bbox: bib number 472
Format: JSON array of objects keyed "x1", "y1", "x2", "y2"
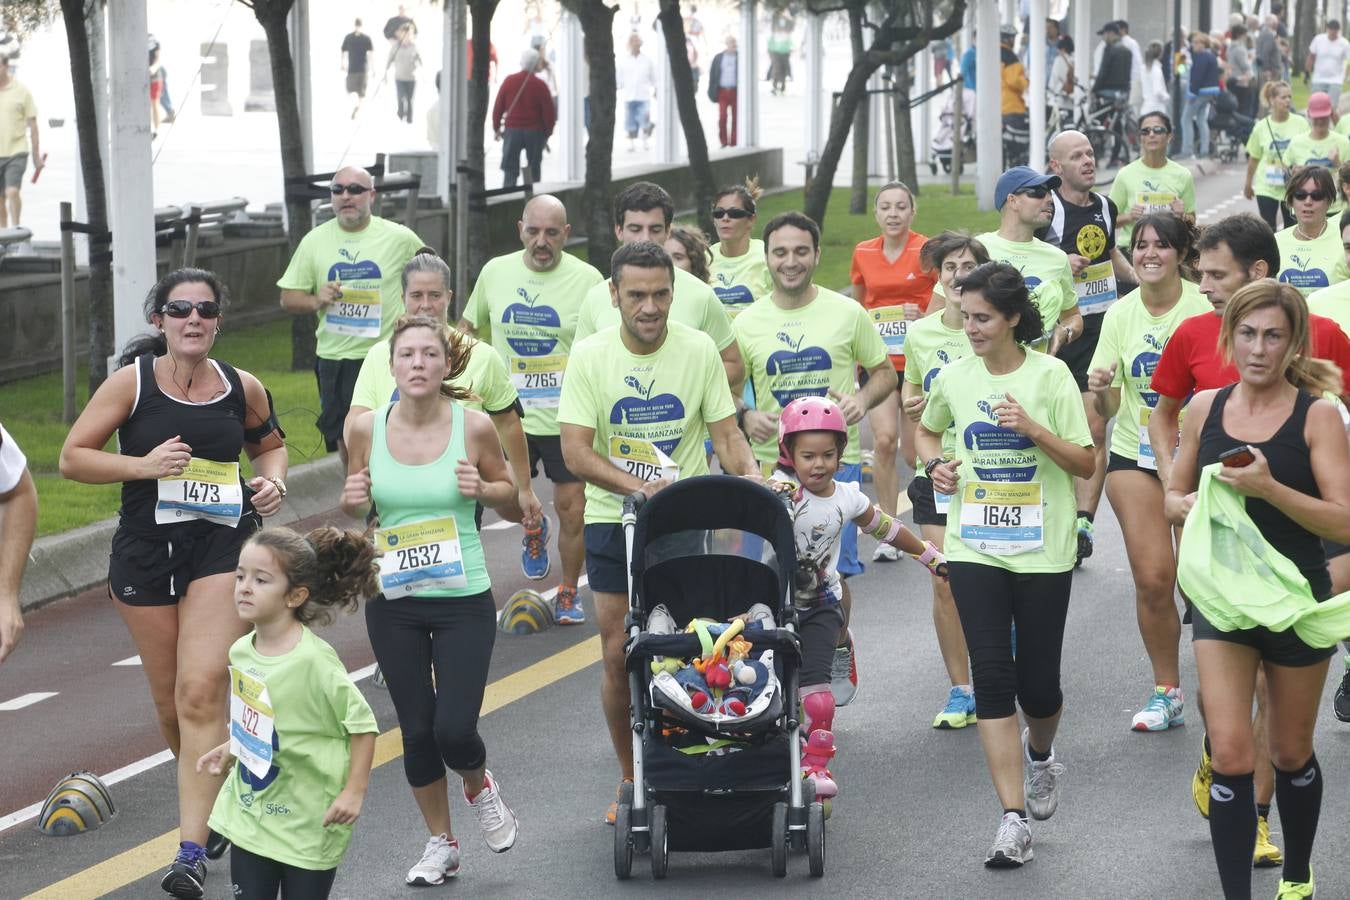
[{"x1": 982, "y1": 504, "x2": 1022, "y2": 527}]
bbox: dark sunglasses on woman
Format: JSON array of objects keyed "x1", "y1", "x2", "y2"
[
  {"x1": 162, "y1": 299, "x2": 222, "y2": 319},
  {"x1": 711, "y1": 207, "x2": 752, "y2": 219}
]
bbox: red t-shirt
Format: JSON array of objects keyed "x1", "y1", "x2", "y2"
[
  {"x1": 849, "y1": 232, "x2": 938, "y2": 371},
  {"x1": 1150, "y1": 310, "x2": 1350, "y2": 398}
]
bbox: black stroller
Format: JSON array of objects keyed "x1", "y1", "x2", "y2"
[
  {"x1": 1209, "y1": 91, "x2": 1254, "y2": 163},
  {"x1": 613, "y1": 476, "x2": 824, "y2": 880}
]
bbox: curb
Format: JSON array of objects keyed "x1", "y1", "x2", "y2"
[{"x1": 20, "y1": 455, "x2": 346, "y2": 613}]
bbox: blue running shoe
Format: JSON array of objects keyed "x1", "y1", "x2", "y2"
[
  {"x1": 933, "y1": 685, "x2": 976, "y2": 729},
  {"x1": 160, "y1": 841, "x2": 207, "y2": 899},
  {"x1": 553, "y1": 584, "x2": 586, "y2": 625},
  {"x1": 521, "y1": 515, "x2": 552, "y2": 581}
]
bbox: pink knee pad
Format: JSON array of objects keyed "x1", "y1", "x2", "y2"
[{"x1": 802, "y1": 686, "x2": 835, "y2": 736}]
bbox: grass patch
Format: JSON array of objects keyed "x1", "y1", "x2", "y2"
[{"x1": 1, "y1": 322, "x2": 332, "y2": 537}]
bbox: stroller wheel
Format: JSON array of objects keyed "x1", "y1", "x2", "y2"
[
  {"x1": 807, "y1": 801, "x2": 826, "y2": 877},
  {"x1": 613, "y1": 803, "x2": 633, "y2": 879},
  {"x1": 770, "y1": 801, "x2": 789, "y2": 877},
  {"x1": 650, "y1": 804, "x2": 669, "y2": 880}
]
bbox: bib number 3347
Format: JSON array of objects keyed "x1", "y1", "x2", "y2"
[{"x1": 958, "y1": 481, "x2": 1043, "y2": 555}]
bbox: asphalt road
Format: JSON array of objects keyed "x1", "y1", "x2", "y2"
[{"x1": 7, "y1": 160, "x2": 1346, "y2": 899}]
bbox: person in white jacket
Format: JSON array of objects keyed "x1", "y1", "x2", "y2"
[{"x1": 1140, "y1": 40, "x2": 1171, "y2": 119}]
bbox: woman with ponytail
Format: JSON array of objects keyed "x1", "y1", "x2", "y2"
[
  {"x1": 342, "y1": 315, "x2": 520, "y2": 886},
  {"x1": 198, "y1": 526, "x2": 380, "y2": 899}
]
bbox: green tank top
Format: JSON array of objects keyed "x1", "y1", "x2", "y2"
[{"x1": 370, "y1": 401, "x2": 490, "y2": 597}]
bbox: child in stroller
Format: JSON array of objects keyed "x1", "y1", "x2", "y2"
[
  {"x1": 769, "y1": 396, "x2": 947, "y2": 800},
  {"x1": 1208, "y1": 90, "x2": 1254, "y2": 162},
  {"x1": 930, "y1": 84, "x2": 976, "y2": 174}
]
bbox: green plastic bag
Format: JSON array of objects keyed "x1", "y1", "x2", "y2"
[{"x1": 1176, "y1": 463, "x2": 1350, "y2": 648}]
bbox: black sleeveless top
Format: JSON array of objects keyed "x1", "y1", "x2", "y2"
[
  {"x1": 1198, "y1": 384, "x2": 1329, "y2": 598},
  {"x1": 117, "y1": 354, "x2": 254, "y2": 532}
]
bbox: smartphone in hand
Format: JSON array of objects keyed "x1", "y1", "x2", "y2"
[{"x1": 1219, "y1": 444, "x2": 1255, "y2": 468}]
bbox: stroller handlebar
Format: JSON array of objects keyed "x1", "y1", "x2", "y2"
[{"x1": 622, "y1": 489, "x2": 648, "y2": 522}]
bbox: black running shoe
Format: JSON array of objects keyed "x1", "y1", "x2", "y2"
[
  {"x1": 1075, "y1": 516, "x2": 1094, "y2": 567},
  {"x1": 160, "y1": 841, "x2": 207, "y2": 899},
  {"x1": 204, "y1": 828, "x2": 230, "y2": 861},
  {"x1": 1334, "y1": 661, "x2": 1350, "y2": 724}
]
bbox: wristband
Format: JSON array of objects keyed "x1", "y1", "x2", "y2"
[
  {"x1": 924, "y1": 457, "x2": 945, "y2": 479},
  {"x1": 911, "y1": 541, "x2": 947, "y2": 575}
]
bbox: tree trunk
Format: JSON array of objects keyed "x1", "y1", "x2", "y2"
[
  {"x1": 60, "y1": 0, "x2": 113, "y2": 392},
  {"x1": 657, "y1": 0, "x2": 716, "y2": 238},
  {"x1": 561, "y1": 0, "x2": 619, "y2": 276},
  {"x1": 1294, "y1": 0, "x2": 1317, "y2": 77},
  {"x1": 252, "y1": 0, "x2": 316, "y2": 372},
  {"x1": 467, "y1": 1, "x2": 499, "y2": 285},
  {"x1": 806, "y1": 61, "x2": 880, "y2": 226},
  {"x1": 893, "y1": 62, "x2": 918, "y2": 191},
  {"x1": 848, "y1": 5, "x2": 869, "y2": 214}
]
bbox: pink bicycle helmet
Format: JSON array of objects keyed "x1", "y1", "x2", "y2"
[{"x1": 777, "y1": 395, "x2": 848, "y2": 467}]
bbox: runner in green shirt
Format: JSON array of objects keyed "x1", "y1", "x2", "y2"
[
  {"x1": 1109, "y1": 111, "x2": 1197, "y2": 253},
  {"x1": 1244, "y1": 80, "x2": 1310, "y2": 230},
  {"x1": 1307, "y1": 209, "x2": 1350, "y2": 330},
  {"x1": 916, "y1": 260, "x2": 1093, "y2": 869},
  {"x1": 556, "y1": 240, "x2": 757, "y2": 823},
  {"x1": 977, "y1": 167, "x2": 1082, "y2": 354},
  {"x1": 707, "y1": 180, "x2": 774, "y2": 318},
  {"x1": 278, "y1": 166, "x2": 425, "y2": 459},
  {"x1": 1275, "y1": 166, "x2": 1350, "y2": 294},
  {"x1": 1085, "y1": 213, "x2": 1208, "y2": 734},
  {"x1": 457, "y1": 195, "x2": 604, "y2": 622},
  {"x1": 199, "y1": 526, "x2": 380, "y2": 896}
]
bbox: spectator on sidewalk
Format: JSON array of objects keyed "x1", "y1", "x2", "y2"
[
  {"x1": 1307, "y1": 19, "x2": 1350, "y2": 109},
  {"x1": 1181, "y1": 32, "x2": 1221, "y2": 159},
  {"x1": 341, "y1": 19, "x2": 374, "y2": 119},
  {"x1": 0, "y1": 422, "x2": 35, "y2": 665},
  {"x1": 387, "y1": 28, "x2": 421, "y2": 124},
  {"x1": 383, "y1": 5, "x2": 415, "y2": 45},
  {"x1": 1049, "y1": 36, "x2": 1077, "y2": 124},
  {"x1": 1116, "y1": 20, "x2": 1144, "y2": 110},
  {"x1": 1000, "y1": 25, "x2": 1028, "y2": 121},
  {"x1": 1256, "y1": 14, "x2": 1282, "y2": 109},
  {"x1": 707, "y1": 35, "x2": 738, "y2": 148},
  {"x1": 0, "y1": 54, "x2": 40, "y2": 228},
  {"x1": 1092, "y1": 21, "x2": 1133, "y2": 112},
  {"x1": 1140, "y1": 40, "x2": 1172, "y2": 119},
  {"x1": 961, "y1": 34, "x2": 977, "y2": 90},
  {"x1": 493, "y1": 49, "x2": 556, "y2": 189},
  {"x1": 618, "y1": 32, "x2": 657, "y2": 152},
  {"x1": 1227, "y1": 24, "x2": 1255, "y2": 119}
]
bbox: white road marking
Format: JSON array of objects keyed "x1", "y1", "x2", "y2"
[
  {"x1": 0, "y1": 692, "x2": 58, "y2": 711},
  {"x1": 112, "y1": 655, "x2": 142, "y2": 666},
  {"x1": 482, "y1": 519, "x2": 518, "y2": 531}
]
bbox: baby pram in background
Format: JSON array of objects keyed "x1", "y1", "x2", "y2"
[
  {"x1": 614, "y1": 476, "x2": 826, "y2": 880},
  {"x1": 930, "y1": 86, "x2": 976, "y2": 174},
  {"x1": 1209, "y1": 91, "x2": 1254, "y2": 163}
]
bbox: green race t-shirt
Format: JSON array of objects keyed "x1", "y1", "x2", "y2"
[
  {"x1": 709, "y1": 239, "x2": 773, "y2": 318},
  {"x1": 349, "y1": 336, "x2": 518, "y2": 416},
  {"x1": 920, "y1": 350, "x2": 1092, "y2": 572},
  {"x1": 974, "y1": 232, "x2": 1077, "y2": 349},
  {"x1": 1286, "y1": 130, "x2": 1350, "y2": 169},
  {"x1": 557, "y1": 322, "x2": 736, "y2": 524},
  {"x1": 1246, "y1": 114, "x2": 1312, "y2": 201},
  {"x1": 1275, "y1": 222, "x2": 1350, "y2": 295},
  {"x1": 276, "y1": 216, "x2": 425, "y2": 361},
  {"x1": 1308, "y1": 279, "x2": 1350, "y2": 333},
  {"x1": 903, "y1": 311, "x2": 972, "y2": 461},
  {"x1": 574, "y1": 266, "x2": 736, "y2": 351},
  {"x1": 733, "y1": 286, "x2": 887, "y2": 465},
  {"x1": 209, "y1": 628, "x2": 379, "y2": 871},
  {"x1": 1088, "y1": 281, "x2": 1209, "y2": 462},
  {"x1": 1107, "y1": 158, "x2": 1198, "y2": 250},
  {"x1": 462, "y1": 251, "x2": 604, "y2": 435}
]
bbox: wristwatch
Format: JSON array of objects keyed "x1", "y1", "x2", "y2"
[
  {"x1": 267, "y1": 476, "x2": 288, "y2": 498},
  {"x1": 924, "y1": 457, "x2": 945, "y2": 478}
]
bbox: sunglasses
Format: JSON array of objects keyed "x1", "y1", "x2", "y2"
[
  {"x1": 1139, "y1": 126, "x2": 1171, "y2": 136},
  {"x1": 330, "y1": 183, "x2": 371, "y2": 196},
  {"x1": 711, "y1": 207, "x2": 752, "y2": 219},
  {"x1": 1293, "y1": 190, "x2": 1329, "y2": 202},
  {"x1": 162, "y1": 299, "x2": 221, "y2": 319},
  {"x1": 1015, "y1": 186, "x2": 1051, "y2": 199}
]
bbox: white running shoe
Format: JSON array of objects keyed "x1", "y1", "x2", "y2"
[
  {"x1": 872, "y1": 542, "x2": 901, "y2": 562},
  {"x1": 984, "y1": 812, "x2": 1033, "y2": 867},
  {"x1": 1131, "y1": 685, "x2": 1185, "y2": 732},
  {"x1": 1022, "y1": 728, "x2": 1065, "y2": 821},
  {"x1": 467, "y1": 770, "x2": 518, "y2": 853},
  {"x1": 743, "y1": 603, "x2": 775, "y2": 629},
  {"x1": 647, "y1": 603, "x2": 676, "y2": 634},
  {"x1": 406, "y1": 834, "x2": 461, "y2": 885}
]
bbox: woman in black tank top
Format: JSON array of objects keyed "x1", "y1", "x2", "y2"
[
  {"x1": 1164, "y1": 280, "x2": 1350, "y2": 900},
  {"x1": 60, "y1": 268, "x2": 289, "y2": 898}
]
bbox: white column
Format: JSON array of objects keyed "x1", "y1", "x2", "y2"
[
  {"x1": 1181, "y1": 0, "x2": 1195, "y2": 31},
  {"x1": 868, "y1": 69, "x2": 884, "y2": 177},
  {"x1": 804, "y1": 11, "x2": 824, "y2": 162},
  {"x1": 1114, "y1": 0, "x2": 1128, "y2": 22},
  {"x1": 914, "y1": 41, "x2": 932, "y2": 169},
  {"x1": 658, "y1": 31, "x2": 679, "y2": 163},
  {"x1": 738, "y1": 0, "x2": 760, "y2": 147},
  {"x1": 287, "y1": 0, "x2": 313, "y2": 174},
  {"x1": 1029, "y1": 0, "x2": 1047, "y2": 169},
  {"x1": 1074, "y1": 0, "x2": 1091, "y2": 100},
  {"x1": 977, "y1": 0, "x2": 1002, "y2": 209},
  {"x1": 438, "y1": 1, "x2": 460, "y2": 202},
  {"x1": 1212, "y1": 0, "x2": 1230, "y2": 29},
  {"x1": 560, "y1": 11, "x2": 585, "y2": 182}
]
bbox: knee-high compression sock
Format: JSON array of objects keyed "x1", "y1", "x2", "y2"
[
  {"x1": 1208, "y1": 769, "x2": 1257, "y2": 900},
  {"x1": 1274, "y1": 754, "x2": 1322, "y2": 884}
]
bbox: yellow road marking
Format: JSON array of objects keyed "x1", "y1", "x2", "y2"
[{"x1": 25, "y1": 636, "x2": 604, "y2": 899}]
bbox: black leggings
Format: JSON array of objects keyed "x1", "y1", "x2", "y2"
[
  {"x1": 948, "y1": 563, "x2": 1073, "y2": 720},
  {"x1": 1256, "y1": 195, "x2": 1294, "y2": 232},
  {"x1": 230, "y1": 844, "x2": 337, "y2": 899},
  {"x1": 797, "y1": 603, "x2": 845, "y2": 687},
  {"x1": 365, "y1": 590, "x2": 497, "y2": 786}
]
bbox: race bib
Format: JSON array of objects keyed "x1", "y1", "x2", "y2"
[
  {"x1": 958, "y1": 481, "x2": 1043, "y2": 555},
  {"x1": 933, "y1": 481, "x2": 952, "y2": 515},
  {"x1": 229, "y1": 668, "x2": 276, "y2": 780},
  {"x1": 870, "y1": 306, "x2": 909, "y2": 356},
  {"x1": 1135, "y1": 191, "x2": 1178, "y2": 214},
  {"x1": 1265, "y1": 164, "x2": 1288, "y2": 187},
  {"x1": 509, "y1": 355, "x2": 566, "y2": 409},
  {"x1": 1138, "y1": 405, "x2": 1185, "y2": 471},
  {"x1": 375, "y1": 517, "x2": 467, "y2": 598},
  {"x1": 324, "y1": 286, "x2": 381, "y2": 338},
  {"x1": 1074, "y1": 259, "x2": 1118, "y2": 315},
  {"x1": 156, "y1": 458, "x2": 242, "y2": 527},
  {"x1": 609, "y1": 436, "x2": 679, "y2": 485}
]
